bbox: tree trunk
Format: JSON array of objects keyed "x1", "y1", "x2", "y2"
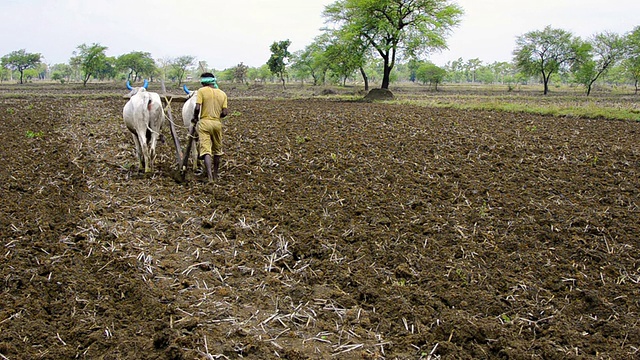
[
  {"x1": 360, "y1": 67, "x2": 369, "y2": 92},
  {"x1": 542, "y1": 73, "x2": 550, "y2": 95},
  {"x1": 381, "y1": 62, "x2": 391, "y2": 89}
]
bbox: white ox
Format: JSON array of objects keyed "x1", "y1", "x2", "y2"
[
  {"x1": 181, "y1": 85, "x2": 199, "y2": 170},
  {"x1": 123, "y1": 80, "x2": 165, "y2": 173}
]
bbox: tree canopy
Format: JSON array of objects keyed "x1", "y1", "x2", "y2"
[
  {"x1": 70, "y1": 43, "x2": 110, "y2": 86},
  {"x1": 574, "y1": 31, "x2": 626, "y2": 96},
  {"x1": 116, "y1": 51, "x2": 156, "y2": 83},
  {"x1": 1, "y1": 49, "x2": 42, "y2": 84},
  {"x1": 624, "y1": 26, "x2": 640, "y2": 93},
  {"x1": 267, "y1": 39, "x2": 291, "y2": 89},
  {"x1": 513, "y1": 26, "x2": 588, "y2": 95},
  {"x1": 323, "y1": 0, "x2": 463, "y2": 89},
  {"x1": 170, "y1": 55, "x2": 195, "y2": 86}
]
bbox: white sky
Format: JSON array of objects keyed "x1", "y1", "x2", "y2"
[{"x1": 1, "y1": 0, "x2": 638, "y2": 69}]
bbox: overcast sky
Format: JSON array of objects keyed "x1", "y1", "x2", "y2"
[{"x1": 1, "y1": 0, "x2": 638, "y2": 70}]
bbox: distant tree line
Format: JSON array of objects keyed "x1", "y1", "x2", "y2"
[{"x1": 2, "y1": 0, "x2": 639, "y2": 96}]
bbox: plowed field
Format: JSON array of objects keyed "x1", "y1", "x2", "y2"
[{"x1": 1, "y1": 84, "x2": 639, "y2": 359}]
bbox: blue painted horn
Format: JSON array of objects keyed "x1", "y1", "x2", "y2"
[
  {"x1": 183, "y1": 85, "x2": 190, "y2": 94},
  {"x1": 143, "y1": 79, "x2": 149, "y2": 89},
  {"x1": 126, "y1": 80, "x2": 133, "y2": 90}
]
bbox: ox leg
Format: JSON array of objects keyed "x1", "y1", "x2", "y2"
[
  {"x1": 191, "y1": 141, "x2": 199, "y2": 171},
  {"x1": 136, "y1": 131, "x2": 152, "y2": 173},
  {"x1": 148, "y1": 132, "x2": 159, "y2": 172},
  {"x1": 130, "y1": 132, "x2": 145, "y2": 171}
]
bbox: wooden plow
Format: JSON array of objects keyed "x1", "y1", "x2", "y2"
[{"x1": 159, "y1": 81, "x2": 195, "y2": 182}]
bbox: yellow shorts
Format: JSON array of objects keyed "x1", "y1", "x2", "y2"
[{"x1": 196, "y1": 119, "x2": 223, "y2": 157}]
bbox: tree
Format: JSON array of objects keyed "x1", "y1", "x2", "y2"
[
  {"x1": 267, "y1": 39, "x2": 291, "y2": 90},
  {"x1": 234, "y1": 62, "x2": 249, "y2": 84},
  {"x1": 625, "y1": 26, "x2": 640, "y2": 94},
  {"x1": 70, "y1": 43, "x2": 109, "y2": 86},
  {"x1": 323, "y1": 0, "x2": 463, "y2": 90},
  {"x1": 171, "y1": 55, "x2": 195, "y2": 86},
  {"x1": 415, "y1": 62, "x2": 446, "y2": 90},
  {"x1": 292, "y1": 34, "x2": 332, "y2": 85},
  {"x1": 573, "y1": 31, "x2": 626, "y2": 96},
  {"x1": 116, "y1": 51, "x2": 156, "y2": 82},
  {"x1": 465, "y1": 58, "x2": 482, "y2": 83},
  {"x1": 1, "y1": 49, "x2": 42, "y2": 84},
  {"x1": 0, "y1": 66, "x2": 9, "y2": 82},
  {"x1": 513, "y1": 26, "x2": 586, "y2": 95},
  {"x1": 323, "y1": 32, "x2": 366, "y2": 86}
]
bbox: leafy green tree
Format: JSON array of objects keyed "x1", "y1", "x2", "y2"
[
  {"x1": 488, "y1": 61, "x2": 515, "y2": 84},
  {"x1": 0, "y1": 66, "x2": 9, "y2": 82},
  {"x1": 23, "y1": 68, "x2": 39, "y2": 81},
  {"x1": 415, "y1": 62, "x2": 446, "y2": 90},
  {"x1": 324, "y1": 33, "x2": 366, "y2": 86},
  {"x1": 116, "y1": 51, "x2": 156, "y2": 82},
  {"x1": 513, "y1": 26, "x2": 587, "y2": 95},
  {"x1": 573, "y1": 31, "x2": 626, "y2": 96},
  {"x1": 234, "y1": 62, "x2": 249, "y2": 84},
  {"x1": 291, "y1": 34, "x2": 332, "y2": 85},
  {"x1": 70, "y1": 43, "x2": 109, "y2": 86},
  {"x1": 248, "y1": 64, "x2": 272, "y2": 83},
  {"x1": 216, "y1": 68, "x2": 234, "y2": 82},
  {"x1": 1, "y1": 49, "x2": 42, "y2": 84},
  {"x1": 443, "y1": 57, "x2": 465, "y2": 83},
  {"x1": 625, "y1": 26, "x2": 640, "y2": 94},
  {"x1": 323, "y1": 0, "x2": 463, "y2": 90},
  {"x1": 465, "y1": 58, "x2": 482, "y2": 83},
  {"x1": 95, "y1": 56, "x2": 117, "y2": 81},
  {"x1": 171, "y1": 55, "x2": 195, "y2": 86},
  {"x1": 267, "y1": 39, "x2": 291, "y2": 89}
]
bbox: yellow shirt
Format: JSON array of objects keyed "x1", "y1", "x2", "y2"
[{"x1": 196, "y1": 86, "x2": 228, "y2": 121}]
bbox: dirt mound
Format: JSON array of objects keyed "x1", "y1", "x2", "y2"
[{"x1": 364, "y1": 88, "x2": 395, "y2": 101}]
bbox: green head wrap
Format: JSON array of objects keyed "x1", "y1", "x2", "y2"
[{"x1": 200, "y1": 77, "x2": 219, "y2": 88}]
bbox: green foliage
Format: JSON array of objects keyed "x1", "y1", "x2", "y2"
[
  {"x1": 624, "y1": 26, "x2": 640, "y2": 93},
  {"x1": 323, "y1": 0, "x2": 463, "y2": 89},
  {"x1": 70, "y1": 43, "x2": 111, "y2": 86},
  {"x1": 415, "y1": 62, "x2": 446, "y2": 89},
  {"x1": 513, "y1": 26, "x2": 587, "y2": 94},
  {"x1": 233, "y1": 62, "x2": 249, "y2": 84},
  {"x1": 267, "y1": 39, "x2": 291, "y2": 89},
  {"x1": 573, "y1": 31, "x2": 626, "y2": 96},
  {"x1": 1, "y1": 49, "x2": 42, "y2": 84},
  {"x1": 116, "y1": 51, "x2": 156, "y2": 82},
  {"x1": 26, "y1": 130, "x2": 44, "y2": 138},
  {"x1": 170, "y1": 55, "x2": 195, "y2": 86}
]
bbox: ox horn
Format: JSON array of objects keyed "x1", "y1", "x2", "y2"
[
  {"x1": 183, "y1": 85, "x2": 191, "y2": 95},
  {"x1": 143, "y1": 79, "x2": 149, "y2": 89},
  {"x1": 126, "y1": 80, "x2": 133, "y2": 90}
]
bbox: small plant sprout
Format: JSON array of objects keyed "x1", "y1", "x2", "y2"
[{"x1": 26, "y1": 130, "x2": 44, "y2": 138}]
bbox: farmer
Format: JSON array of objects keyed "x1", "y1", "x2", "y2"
[{"x1": 191, "y1": 72, "x2": 229, "y2": 182}]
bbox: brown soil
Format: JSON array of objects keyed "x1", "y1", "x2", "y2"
[{"x1": 1, "y1": 84, "x2": 639, "y2": 359}]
